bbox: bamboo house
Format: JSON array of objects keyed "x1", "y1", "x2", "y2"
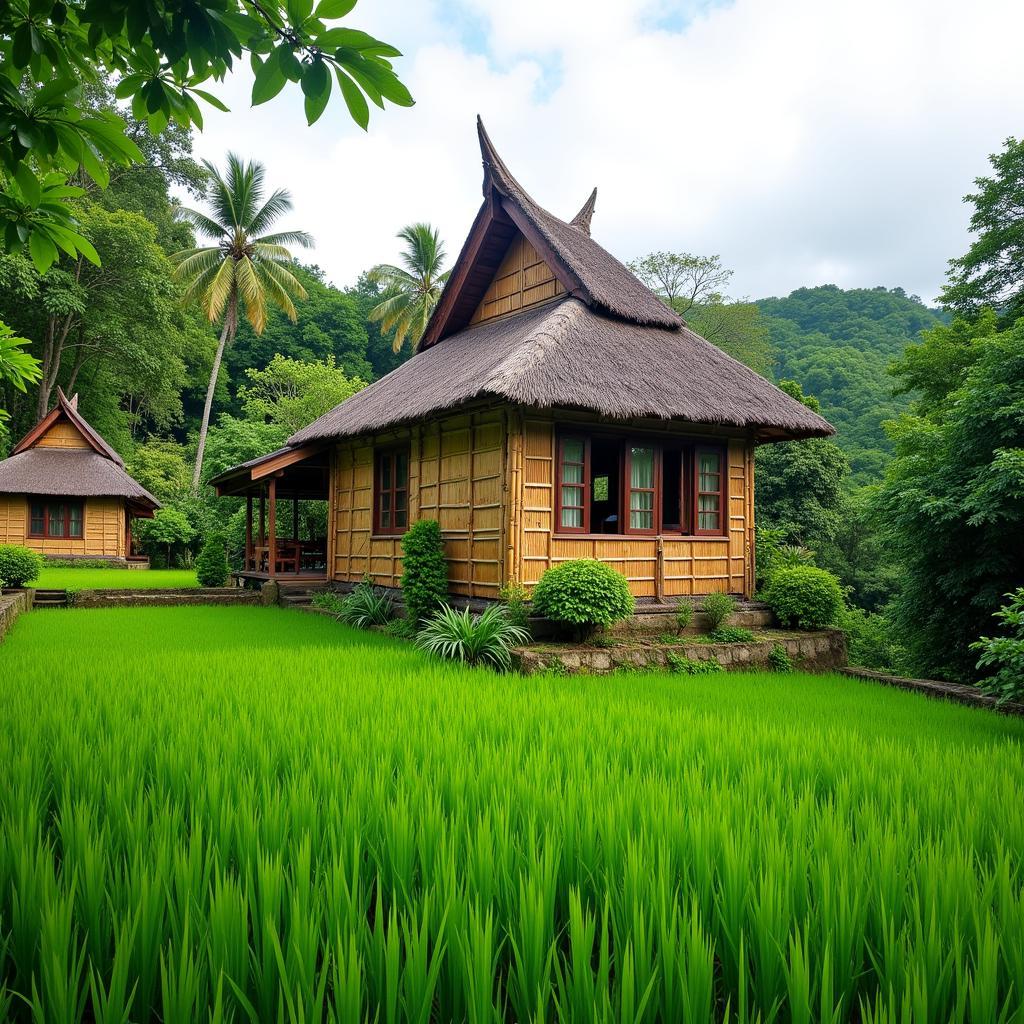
[
  {"x1": 213, "y1": 119, "x2": 833, "y2": 600},
  {"x1": 0, "y1": 389, "x2": 159, "y2": 560}
]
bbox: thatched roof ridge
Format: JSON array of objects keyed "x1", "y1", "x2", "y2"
[
  {"x1": 12, "y1": 387, "x2": 125, "y2": 466},
  {"x1": 0, "y1": 449, "x2": 160, "y2": 507},
  {"x1": 290, "y1": 298, "x2": 833, "y2": 446},
  {"x1": 474, "y1": 118, "x2": 681, "y2": 331},
  {"x1": 570, "y1": 188, "x2": 598, "y2": 235}
]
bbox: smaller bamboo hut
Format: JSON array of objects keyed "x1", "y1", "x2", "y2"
[{"x1": 0, "y1": 389, "x2": 158, "y2": 561}]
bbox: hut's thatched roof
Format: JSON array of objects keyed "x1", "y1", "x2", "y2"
[
  {"x1": 284, "y1": 118, "x2": 836, "y2": 449},
  {"x1": 0, "y1": 389, "x2": 159, "y2": 509},
  {"x1": 290, "y1": 297, "x2": 832, "y2": 444}
]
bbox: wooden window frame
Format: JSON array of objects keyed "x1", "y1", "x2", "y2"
[
  {"x1": 28, "y1": 499, "x2": 84, "y2": 540},
  {"x1": 552, "y1": 432, "x2": 730, "y2": 540},
  {"x1": 373, "y1": 446, "x2": 410, "y2": 536},
  {"x1": 624, "y1": 443, "x2": 658, "y2": 536},
  {"x1": 556, "y1": 435, "x2": 590, "y2": 534},
  {"x1": 693, "y1": 445, "x2": 727, "y2": 537}
]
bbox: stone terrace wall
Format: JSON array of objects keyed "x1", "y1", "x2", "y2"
[
  {"x1": 515, "y1": 630, "x2": 846, "y2": 676},
  {"x1": 0, "y1": 591, "x2": 27, "y2": 642},
  {"x1": 71, "y1": 588, "x2": 260, "y2": 609}
]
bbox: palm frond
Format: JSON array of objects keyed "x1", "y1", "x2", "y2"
[
  {"x1": 248, "y1": 188, "x2": 296, "y2": 236},
  {"x1": 254, "y1": 229, "x2": 314, "y2": 249},
  {"x1": 174, "y1": 207, "x2": 230, "y2": 240},
  {"x1": 251, "y1": 243, "x2": 296, "y2": 263},
  {"x1": 179, "y1": 262, "x2": 223, "y2": 307},
  {"x1": 171, "y1": 247, "x2": 223, "y2": 279},
  {"x1": 225, "y1": 152, "x2": 264, "y2": 227},
  {"x1": 259, "y1": 259, "x2": 308, "y2": 313},
  {"x1": 257, "y1": 265, "x2": 300, "y2": 324},
  {"x1": 234, "y1": 256, "x2": 267, "y2": 333},
  {"x1": 205, "y1": 258, "x2": 237, "y2": 324},
  {"x1": 367, "y1": 264, "x2": 418, "y2": 290}
]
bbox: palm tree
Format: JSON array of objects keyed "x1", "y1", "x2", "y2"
[
  {"x1": 171, "y1": 153, "x2": 312, "y2": 490},
  {"x1": 368, "y1": 223, "x2": 450, "y2": 353}
]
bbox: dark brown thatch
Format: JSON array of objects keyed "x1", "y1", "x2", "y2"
[
  {"x1": 0, "y1": 448, "x2": 160, "y2": 507},
  {"x1": 290, "y1": 297, "x2": 833, "y2": 446},
  {"x1": 569, "y1": 188, "x2": 598, "y2": 236},
  {"x1": 475, "y1": 118, "x2": 681, "y2": 331}
]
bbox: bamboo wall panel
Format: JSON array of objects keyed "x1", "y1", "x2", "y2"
[
  {"x1": 469, "y1": 233, "x2": 565, "y2": 326},
  {"x1": 34, "y1": 421, "x2": 90, "y2": 449},
  {"x1": 0, "y1": 496, "x2": 126, "y2": 557},
  {"x1": 515, "y1": 418, "x2": 753, "y2": 598},
  {"x1": 330, "y1": 409, "x2": 505, "y2": 596}
]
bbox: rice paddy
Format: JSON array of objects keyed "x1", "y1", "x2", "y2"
[
  {"x1": 32, "y1": 567, "x2": 200, "y2": 591},
  {"x1": 1, "y1": 605, "x2": 1022, "y2": 1023}
]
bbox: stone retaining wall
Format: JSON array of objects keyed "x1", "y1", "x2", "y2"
[
  {"x1": 840, "y1": 667, "x2": 1024, "y2": 716},
  {"x1": 514, "y1": 630, "x2": 846, "y2": 676},
  {"x1": 0, "y1": 591, "x2": 27, "y2": 642},
  {"x1": 71, "y1": 588, "x2": 260, "y2": 609}
]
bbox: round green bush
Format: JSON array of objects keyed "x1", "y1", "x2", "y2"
[
  {"x1": 0, "y1": 545, "x2": 44, "y2": 588},
  {"x1": 195, "y1": 534, "x2": 230, "y2": 587},
  {"x1": 531, "y1": 560, "x2": 634, "y2": 634},
  {"x1": 764, "y1": 565, "x2": 844, "y2": 629}
]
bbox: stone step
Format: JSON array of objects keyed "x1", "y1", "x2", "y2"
[{"x1": 32, "y1": 589, "x2": 68, "y2": 608}]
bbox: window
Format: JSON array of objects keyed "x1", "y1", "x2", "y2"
[
  {"x1": 555, "y1": 434, "x2": 727, "y2": 537},
  {"x1": 374, "y1": 448, "x2": 409, "y2": 535},
  {"x1": 29, "y1": 500, "x2": 84, "y2": 539}
]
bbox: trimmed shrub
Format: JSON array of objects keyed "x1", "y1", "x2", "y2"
[
  {"x1": 707, "y1": 625, "x2": 755, "y2": 644},
  {"x1": 0, "y1": 545, "x2": 44, "y2": 588},
  {"x1": 768, "y1": 644, "x2": 793, "y2": 672},
  {"x1": 195, "y1": 534, "x2": 230, "y2": 587},
  {"x1": 416, "y1": 604, "x2": 529, "y2": 670},
  {"x1": 531, "y1": 560, "x2": 634, "y2": 637},
  {"x1": 666, "y1": 652, "x2": 724, "y2": 675},
  {"x1": 971, "y1": 588, "x2": 1024, "y2": 705},
  {"x1": 701, "y1": 593, "x2": 736, "y2": 632},
  {"x1": 401, "y1": 520, "x2": 448, "y2": 625},
  {"x1": 675, "y1": 602, "x2": 693, "y2": 632},
  {"x1": 764, "y1": 566, "x2": 844, "y2": 629}
]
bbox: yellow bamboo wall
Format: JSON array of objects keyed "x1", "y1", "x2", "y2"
[
  {"x1": 34, "y1": 421, "x2": 90, "y2": 449},
  {"x1": 329, "y1": 408, "x2": 506, "y2": 596},
  {"x1": 510, "y1": 415, "x2": 755, "y2": 599},
  {"x1": 0, "y1": 496, "x2": 127, "y2": 558},
  {"x1": 469, "y1": 234, "x2": 565, "y2": 325}
]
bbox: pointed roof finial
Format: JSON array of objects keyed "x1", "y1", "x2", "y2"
[
  {"x1": 477, "y1": 115, "x2": 529, "y2": 202},
  {"x1": 570, "y1": 188, "x2": 598, "y2": 235}
]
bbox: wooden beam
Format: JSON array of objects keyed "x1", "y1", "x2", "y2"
[
  {"x1": 259, "y1": 491, "x2": 266, "y2": 546},
  {"x1": 499, "y1": 198, "x2": 588, "y2": 303},
  {"x1": 250, "y1": 443, "x2": 325, "y2": 480},
  {"x1": 268, "y1": 477, "x2": 277, "y2": 579}
]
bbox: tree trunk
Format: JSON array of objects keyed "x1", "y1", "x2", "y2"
[{"x1": 192, "y1": 303, "x2": 235, "y2": 492}]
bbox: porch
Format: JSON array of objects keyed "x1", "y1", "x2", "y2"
[{"x1": 208, "y1": 444, "x2": 331, "y2": 582}]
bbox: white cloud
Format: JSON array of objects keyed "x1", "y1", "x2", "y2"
[{"x1": 186, "y1": 0, "x2": 1024, "y2": 303}]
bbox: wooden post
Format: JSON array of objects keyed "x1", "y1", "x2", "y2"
[
  {"x1": 245, "y1": 494, "x2": 253, "y2": 570},
  {"x1": 125, "y1": 513, "x2": 132, "y2": 559},
  {"x1": 268, "y1": 477, "x2": 277, "y2": 579},
  {"x1": 259, "y1": 491, "x2": 266, "y2": 546},
  {"x1": 292, "y1": 495, "x2": 299, "y2": 542}
]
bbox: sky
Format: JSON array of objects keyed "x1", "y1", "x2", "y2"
[{"x1": 186, "y1": 0, "x2": 1024, "y2": 305}]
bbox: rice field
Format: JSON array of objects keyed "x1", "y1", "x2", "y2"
[
  {"x1": 32, "y1": 567, "x2": 200, "y2": 591},
  {"x1": 1, "y1": 606, "x2": 1022, "y2": 1023}
]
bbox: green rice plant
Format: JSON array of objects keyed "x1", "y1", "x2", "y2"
[
  {"x1": 701, "y1": 592, "x2": 735, "y2": 632},
  {"x1": 0, "y1": 606, "x2": 1022, "y2": 1023},
  {"x1": 416, "y1": 604, "x2": 529, "y2": 670},
  {"x1": 32, "y1": 568, "x2": 200, "y2": 591}
]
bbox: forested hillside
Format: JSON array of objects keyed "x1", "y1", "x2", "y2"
[{"x1": 756, "y1": 286, "x2": 943, "y2": 482}]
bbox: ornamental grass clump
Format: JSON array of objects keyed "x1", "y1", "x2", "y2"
[
  {"x1": 764, "y1": 565, "x2": 844, "y2": 629},
  {"x1": 0, "y1": 544, "x2": 43, "y2": 588},
  {"x1": 531, "y1": 559, "x2": 634, "y2": 640},
  {"x1": 338, "y1": 579, "x2": 394, "y2": 628},
  {"x1": 401, "y1": 519, "x2": 448, "y2": 625},
  {"x1": 416, "y1": 603, "x2": 529, "y2": 669}
]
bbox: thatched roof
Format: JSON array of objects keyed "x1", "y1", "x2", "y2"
[
  {"x1": 0, "y1": 389, "x2": 159, "y2": 509},
  {"x1": 0, "y1": 449, "x2": 160, "y2": 506},
  {"x1": 290, "y1": 297, "x2": 833, "y2": 445}
]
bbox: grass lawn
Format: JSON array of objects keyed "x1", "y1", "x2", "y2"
[
  {"x1": 1, "y1": 606, "x2": 1022, "y2": 1022},
  {"x1": 32, "y1": 567, "x2": 200, "y2": 591}
]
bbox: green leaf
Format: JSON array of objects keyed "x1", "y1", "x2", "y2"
[
  {"x1": 190, "y1": 88, "x2": 229, "y2": 112},
  {"x1": 12, "y1": 24, "x2": 33, "y2": 68},
  {"x1": 287, "y1": 0, "x2": 315, "y2": 24},
  {"x1": 13, "y1": 163, "x2": 40, "y2": 207},
  {"x1": 315, "y1": 0, "x2": 357, "y2": 18},
  {"x1": 28, "y1": 229, "x2": 59, "y2": 273},
  {"x1": 114, "y1": 73, "x2": 146, "y2": 100},
  {"x1": 251, "y1": 49, "x2": 287, "y2": 105},
  {"x1": 335, "y1": 68, "x2": 368, "y2": 130},
  {"x1": 319, "y1": 27, "x2": 379, "y2": 50},
  {"x1": 302, "y1": 60, "x2": 331, "y2": 125}
]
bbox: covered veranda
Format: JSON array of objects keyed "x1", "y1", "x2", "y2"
[{"x1": 209, "y1": 444, "x2": 330, "y2": 582}]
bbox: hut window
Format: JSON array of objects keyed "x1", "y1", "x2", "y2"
[
  {"x1": 626, "y1": 446, "x2": 657, "y2": 534},
  {"x1": 29, "y1": 500, "x2": 84, "y2": 539},
  {"x1": 694, "y1": 448, "x2": 724, "y2": 534},
  {"x1": 557, "y1": 437, "x2": 589, "y2": 532},
  {"x1": 374, "y1": 448, "x2": 409, "y2": 535}
]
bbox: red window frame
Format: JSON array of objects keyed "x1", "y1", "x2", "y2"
[
  {"x1": 624, "y1": 444, "x2": 658, "y2": 535},
  {"x1": 28, "y1": 500, "x2": 84, "y2": 539},
  {"x1": 556, "y1": 436, "x2": 590, "y2": 533},
  {"x1": 374, "y1": 447, "x2": 410, "y2": 535},
  {"x1": 693, "y1": 446, "x2": 726, "y2": 536}
]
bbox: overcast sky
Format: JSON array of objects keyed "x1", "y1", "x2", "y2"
[{"x1": 186, "y1": 0, "x2": 1024, "y2": 305}]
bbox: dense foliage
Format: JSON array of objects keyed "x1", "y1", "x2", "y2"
[
  {"x1": 400, "y1": 519, "x2": 448, "y2": 625},
  {"x1": 971, "y1": 589, "x2": 1024, "y2": 705},
  {"x1": 0, "y1": 544, "x2": 43, "y2": 587},
  {"x1": 764, "y1": 566, "x2": 844, "y2": 630},
  {"x1": 531, "y1": 559, "x2": 635, "y2": 634},
  {"x1": 5, "y1": 606, "x2": 1023, "y2": 1022},
  {"x1": 416, "y1": 603, "x2": 529, "y2": 670},
  {"x1": 756, "y1": 286, "x2": 942, "y2": 482},
  {"x1": 876, "y1": 316, "x2": 1024, "y2": 682},
  {"x1": 194, "y1": 532, "x2": 229, "y2": 587},
  {"x1": 700, "y1": 592, "x2": 735, "y2": 632}
]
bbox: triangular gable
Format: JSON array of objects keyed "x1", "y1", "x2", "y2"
[
  {"x1": 469, "y1": 230, "x2": 566, "y2": 327},
  {"x1": 12, "y1": 388, "x2": 125, "y2": 466}
]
